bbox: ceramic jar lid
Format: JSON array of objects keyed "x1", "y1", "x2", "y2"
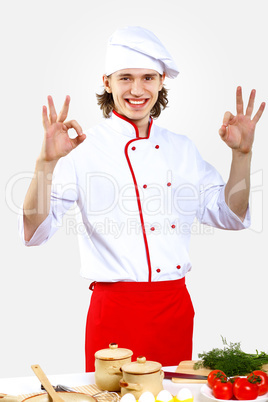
[
  {"x1": 121, "y1": 356, "x2": 162, "y2": 374},
  {"x1": 95, "y1": 343, "x2": 133, "y2": 361}
]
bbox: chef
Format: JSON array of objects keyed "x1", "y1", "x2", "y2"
[{"x1": 19, "y1": 26, "x2": 265, "y2": 371}]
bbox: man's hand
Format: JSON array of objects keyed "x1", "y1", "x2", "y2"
[
  {"x1": 219, "y1": 86, "x2": 265, "y2": 154},
  {"x1": 40, "y1": 95, "x2": 86, "y2": 162}
]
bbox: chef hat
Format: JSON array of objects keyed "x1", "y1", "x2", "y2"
[{"x1": 105, "y1": 26, "x2": 179, "y2": 79}]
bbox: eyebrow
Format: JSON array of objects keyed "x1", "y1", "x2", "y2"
[{"x1": 116, "y1": 73, "x2": 158, "y2": 78}]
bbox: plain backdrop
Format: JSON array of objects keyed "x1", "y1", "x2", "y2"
[{"x1": 1, "y1": 0, "x2": 267, "y2": 378}]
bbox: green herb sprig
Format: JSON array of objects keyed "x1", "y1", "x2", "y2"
[{"x1": 194, "y1": 337, "x2": 268, "y2": 377}]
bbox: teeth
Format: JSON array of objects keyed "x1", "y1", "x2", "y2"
[{"x1": 128, "y1": 100, "x2": 146, "y2": 105}]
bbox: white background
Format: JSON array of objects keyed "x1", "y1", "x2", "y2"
[{"x1": 1, "y1": 0, "x2": 267, "y2": 379}]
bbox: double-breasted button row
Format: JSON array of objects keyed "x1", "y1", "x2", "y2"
[
  {"x1": 149, "y1": 224, "x2": 176, "y2": 231},
  {"x1": 142, "y1": 181, "x2": 172, "y2": 189},
  {"x1": 131, "y1": 144, "x2": 160, "y2": 151},
  {"x1": 129, "y1": 141, "x2": 179, "y2": 276},
  {"x1": 155, "y1": 264, "x2": 181, "y2": 273}
]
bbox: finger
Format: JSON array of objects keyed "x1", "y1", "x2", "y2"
[
  {"x1": 236, "y1": 86, "x2": 244, "y2": 115},
  {"x1": 70, "y1": 133, "x2": 87, "y2": 149},
  {"x1": 252, "y1": 101, "x2": 266, "y2": 124},
  {"x1": 222, "y1": 111, "x2": 235, "y2": 127},
  {"x1": 219, "y1": 124, "x2": 227, "y2": 139},
  {"x1": 64, "y1": 119, "x2": 84, "y2": 135},
  {"x1": 245, "y1": 89, "x2": 256, "y2": 117},
  {"x1": 47, "y1": 95, "x2": 57, "y2": 124},
  {"x1": 42, "y1": 105, "x2": 50, "y2": 131},
  {"x1": 57, "y1": 95, "x2": 71, "y2": 123}
]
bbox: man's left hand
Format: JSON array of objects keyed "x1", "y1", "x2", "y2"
[{"x1": 219, "y1": 86, "x2": 265, "y2": 154}]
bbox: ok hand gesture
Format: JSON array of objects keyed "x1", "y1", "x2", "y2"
[
  {"x1": 40, "y1": 95, "x2": 86, "y2": 162},
  {"x1": 219, "y1": 87, "x2": 265, "y2": 154}
]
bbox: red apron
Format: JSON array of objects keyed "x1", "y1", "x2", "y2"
[{"x1": 85, "y1": 277, "x2": 194, "y2": 372}]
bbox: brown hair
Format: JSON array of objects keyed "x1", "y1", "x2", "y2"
[{"x1": 96, "y1": 85, "x2": 169, "y2": 119}]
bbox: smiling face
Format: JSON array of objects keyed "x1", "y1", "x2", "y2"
[{"x1": 103, "y1": 69, "x2": 165, "y2": 132}]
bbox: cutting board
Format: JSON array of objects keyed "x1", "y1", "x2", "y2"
[
  {"x1": 172, "y1": 360, "x2": 268, "y2": 384},
  {"x1": 172, "y1": 360, "x2": 209, "y2": 383}
]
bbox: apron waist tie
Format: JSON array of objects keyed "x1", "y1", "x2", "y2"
[{"x1": 89, "y1": 277, "x2": 185, "y2": 292}]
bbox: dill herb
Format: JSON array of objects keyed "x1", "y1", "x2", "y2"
[{"x1": 194, "y1": 337, "x2": 268, "y2": 376}]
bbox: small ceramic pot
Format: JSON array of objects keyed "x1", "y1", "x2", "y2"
[
  {"x1": 94, "y1": 343, "x2": 133, "y2": 391},
  {"x1": 120, "y1": 356, "x2": 164, "y2": 398}
]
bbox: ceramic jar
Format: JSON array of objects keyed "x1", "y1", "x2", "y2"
[
  {"x1": 94, "y1": 343, "x2": 133, "y2": 391},
  {"x1": 120, "y1": 356, "x2": 164, "y2": 398}
]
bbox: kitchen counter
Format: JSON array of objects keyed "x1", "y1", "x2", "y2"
[{"x1": 0, "y1": 367, "x2": 208, "y2": 402}]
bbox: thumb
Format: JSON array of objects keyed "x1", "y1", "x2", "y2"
[{"x1": 219, "y1": 124, "x2": 227, "y2": 139}]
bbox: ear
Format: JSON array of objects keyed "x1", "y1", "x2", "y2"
[
  {"x1": 159, "y1": 72, "x2": 166, "y2": 91},
  {"x1": 103, "y1": 75, "x2": 112, "y2": 93}
]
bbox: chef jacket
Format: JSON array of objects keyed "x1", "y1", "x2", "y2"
[{"x1": 19, "y1": 111, "x2": 250, "y2": 282}]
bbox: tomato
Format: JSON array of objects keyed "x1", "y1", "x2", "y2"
[
  {"x1": 233, "y1": 377, "x2": 259, "y2": 400},
  {"x1": 249, "y1": 370, "x2": 268, "y2": 396},
  {"x1": 213, "y1": 381, "x2": 233, "y2": 400},
  {"x1": 228, "y1": 376, "x2": 241, "y2": 392},
  {"x1": 207, "y1": 370, "x2": 227, "y2": 389}
]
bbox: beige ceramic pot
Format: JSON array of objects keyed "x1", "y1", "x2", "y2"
[
  {"x1": 94, "y1": 343, "x2": 133, "y2": 391},
  {"x1": 120, "y1": 356, "x2": 164, "y2": 399}
]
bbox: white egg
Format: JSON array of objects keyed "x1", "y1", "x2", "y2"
[
  {"x1": 121, "y1": 393, "x2": 137, "y2": 402},
  {"x1": 156, "y1": 390, "x2": 173, "y2": 402},
  {"x1": 139, "y1": 391, "x2": 156, "y2": 402},
  {"x1": 176, "y1": 388, "x2": 193, "y2": 401}
]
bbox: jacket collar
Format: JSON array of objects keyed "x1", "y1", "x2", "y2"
[{"x1": 106, "y1": 110, "x2": 154, "y2": 139}]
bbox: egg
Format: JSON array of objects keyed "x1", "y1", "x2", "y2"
[
  {"x1": 175, "y1": 388, "x2": 193, "y2": 402},
  {"x1": 138, "y1": 391, "x2": 156, "y2": 402},
  {"x1": 121, "y1": 393, "x2": 137, "y2": 402},
  {"x1": 156, "y1": 390, "x2": 174, "y2": 402}
]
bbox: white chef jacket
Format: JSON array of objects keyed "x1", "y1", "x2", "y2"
[{"x1": 19, "y1": 111, "x2": 250, "y2": 282}]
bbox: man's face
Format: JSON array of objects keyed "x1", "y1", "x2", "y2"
[{"x1": 103, "y1": 69, "x2": 165, "y2": 127}]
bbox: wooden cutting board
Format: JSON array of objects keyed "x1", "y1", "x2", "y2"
[
  {"x1": 172, "y1": 360, "x2": 209, "y2": 383},
  {"x1": 172, "y1": 360, "x2": 268, "y2": 384}
]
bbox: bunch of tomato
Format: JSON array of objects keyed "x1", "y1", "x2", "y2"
[{"x1": 207, "y1": 369, "x2": 268, "y2": 400}]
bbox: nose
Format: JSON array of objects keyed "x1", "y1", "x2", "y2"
[{"x1": 130, "y1": 79, "x2": 144, "y2": 97}]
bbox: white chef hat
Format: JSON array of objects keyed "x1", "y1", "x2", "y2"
[{"x1": 105, "y1": 26, "x2": 179, "y2": 79}]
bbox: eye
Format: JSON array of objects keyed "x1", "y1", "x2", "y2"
[{"x1": 144, "y1": 76, "x2": 153, "y2": 81}]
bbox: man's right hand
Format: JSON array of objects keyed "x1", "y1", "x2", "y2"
[
  {"x1": 40, "y1": 95, "x2": 86, "y2": 162},
  {"x1": 22, "y1": 96, "x2": 86, "y2": 241}
]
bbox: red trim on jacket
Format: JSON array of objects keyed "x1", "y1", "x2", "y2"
[
  {"x1": 113, "y1": 111, "x2": 153, "y2": 282},
  {"x1": 112, "y1": 110, "x2": 141, "y2": 137}
]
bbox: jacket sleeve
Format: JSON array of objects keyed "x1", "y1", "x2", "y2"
[
  {"x1": 18, "y1": 155, "x2": 78, "y2": 246},
  {"x1": 194, "y1": 145, "x2": 251, "y2": 230}
]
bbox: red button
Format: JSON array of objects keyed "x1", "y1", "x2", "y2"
[
  {"x1": 150, "y1": 227, "x2": 155, "y2": 231},
  {"x1": 156, "y1": 268, "x2": 161, "y2": 273},
  {"x1": 171, "y1": 224, "x2": 176, "y2": 229},
  {"x1": 143, "y1": 184, "x2": 147, "y2": 189},
  {"x1": 176, "y1": 265, "x2": 181, "y2": 269},
  {"x1": 155, "y1": 145, "x2": 159, "y2": 149},
  {"x1": 167, "y1": 182, "x2": 171, "y2": 186},
  {"x1": 131, "y1": 146, "x2": 136, "y2": 151}
]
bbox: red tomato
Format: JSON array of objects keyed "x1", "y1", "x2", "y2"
[
  {"x1": 233, "y1": 377, "x2": 259, "y2": 400},
  {"x1": 207, "y1": 370, "x2": 227, "y2": 389},
  {"x1": 228, "y1": 376, "x2": 241, "y2": 393},
  {"x1": 213, "y1": 381, "x2": 233, "y2": 400},
  {"x1": 249, "y1": 370, "x2": 268, "y2": 396}
]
